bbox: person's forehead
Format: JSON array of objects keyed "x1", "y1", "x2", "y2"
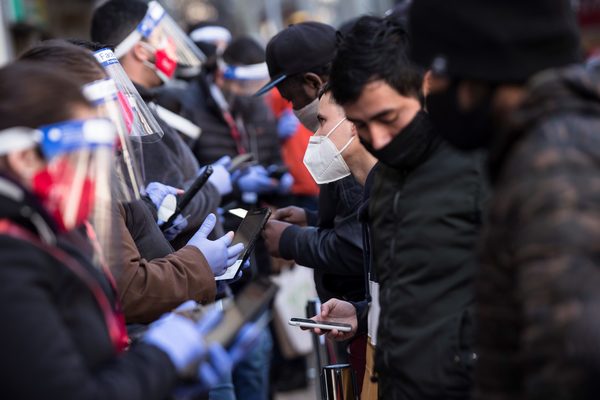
[{"x1": 318, "y1": 92, "x2": 344, "y2": 117}]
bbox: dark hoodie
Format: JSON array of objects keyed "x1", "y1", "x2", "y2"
[{"x1": 476, "y1": 65, "x2": 600, "y2": 400}]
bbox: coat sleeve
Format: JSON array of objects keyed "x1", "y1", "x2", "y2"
[
  {"x1": 278, "y1": 223, "x2": 364, "y2": 276},
  {"x1": 0, "y1": 238, "x2": 178, "y2": 400},
  {"x1": 113, "y1": 204, "x2": 216, "y2": 324}
]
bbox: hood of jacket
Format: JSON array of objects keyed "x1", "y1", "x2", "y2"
[{"x1": 489, "y1": 65, "x2": 600, "y2": 180}]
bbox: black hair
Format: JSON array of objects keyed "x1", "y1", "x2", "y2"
[
  {"x1": 66, "y1": 38, "x2": 112, "y2": 52},
  {"x1": 222, "y1": 36, "x2": 265, "y2": 66},
  {"x1": 329, "y1": 15, "x2": 423, "y2": 105},
  {"x1": 0, "y1": 61, "x2": 91, "y2": 130},
  {"x1": 91, "y1": 0, "x2": 148, "y2": 47},
  {"x1": 19, "y1": 39, "x2": 106, "y2": 85}
]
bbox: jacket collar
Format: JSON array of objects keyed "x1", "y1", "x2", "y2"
[{"x1": 0, "y1": 173, "x2": 58, "y2": 244}]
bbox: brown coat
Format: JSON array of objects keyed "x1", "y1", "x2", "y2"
[{"x1": 110, "y1": 202, "x2": 216, "y2": 324}]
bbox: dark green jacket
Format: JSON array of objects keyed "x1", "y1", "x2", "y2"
[{"x1": 369, "y1": 112, "x2": 488, "y2": 399}]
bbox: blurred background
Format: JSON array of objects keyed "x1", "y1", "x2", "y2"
[{"x1": 0, "y1": 0, "x2": 397, "y2": 65}]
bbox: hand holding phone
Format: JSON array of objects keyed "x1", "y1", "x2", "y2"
[
  {"x1": 216, "y1": 208, "x2": 271, "y2": 281},
  {"x1": 293, "y1": 298, "x2": 358, "y2": 341}
]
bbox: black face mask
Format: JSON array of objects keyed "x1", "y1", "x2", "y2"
[
  {"x1": 426, "y1": 81, "x2": 495, "y2": 151},
  {"x1": 359, "y1": 111, "x2": 440, "y2": 170}
]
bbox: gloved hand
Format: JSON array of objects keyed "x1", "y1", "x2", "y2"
[
  {"x1": 232, "y1": 165, "x2": 277, "y2": 194},
  {"x1": 215, "y1": 259, "x2": 250, "y2": 296},
  {"x1": 143, "y1": 312, "x2": 206, "y2": 374},
  {"x1": 277, "y1": 172, "x2": 294, "y2": 195},
  {"x1": 198, "y1": 157, "x2": 233, "y2": 196},
  {"x1": 277, "y1": 109, "x2": 299, "y2": 140},
  {"x1": 162, "y1": 214, "x2": 189, "y2": 241},
  {"x1": 145, "y1": 182, "x2": 183, "y2": 210},
  {"x1": 187, "y1": 213, "x2": 244, "y2": 276}
]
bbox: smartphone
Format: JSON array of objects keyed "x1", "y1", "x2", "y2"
[
  {"x1": 215, "y1": 207, "x2": 272, "y2": 281},
  {"x1": 288, "y1": 317, "x2": 352, "y2": 332},
  {"x1": 179, "y1": 278, "x2": 278, "y2": 380}
]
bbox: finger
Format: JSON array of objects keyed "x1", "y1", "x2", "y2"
[
  {"x1": 208, "y1": 344, "x2": 233, "y2": 377},
  {"x1": 226, "y1": 242, "x2": 244, "y2": 258},
  {"x1": 321, "y1": 303, "x2": 331, "y2": 318},
  {"x1": 227, "y1": 256, "x2": 240, "y2": 267},
  {"x1": 197, "y1": 213, "x2": 216, "y2": 238},
  {"x1": 198, "y1": 364, "x2": 219, "y2": 388},
  {"x1": 216, "y1": 231, "x2": 234, "y2": 247},
  {"x1": 273, "y1": 208, "x2": 291, "y2": 220},
  {"x1": 174, "y1": 299, "x2": 198, "y2": 312}
]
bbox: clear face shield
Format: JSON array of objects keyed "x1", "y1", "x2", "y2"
[
  {"x1": 221, "y1": 62, "x2": 271, "y2": 97},
  {"x1": 93, "y1": 48, "x2": 164, "y2": 142},
  {"x1": 114, "y1": 1, "x2": 206, "y2": 80},
  {"x1": 83, "y1": 78, "x2": 146, "y2": 203},
  {"x1": 35, "y1": 118, "x2": 118, "y2": 265}
]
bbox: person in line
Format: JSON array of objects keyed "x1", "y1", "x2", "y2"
[
  {"x1": 410, "y1": 0, "x2": 600, "y2": 398},
  {"x1": 0, "y1": 61, "x2": 252, "y2": 400},
  {"x1": 91, "y1": 0, "x2": 224, "y2": 248},
  {"x1": 312, "y1": 16, "x2": 488, "y2": 399},
  {"x1": 20, "y1": 39, "x2": 242, "y2": 324}
]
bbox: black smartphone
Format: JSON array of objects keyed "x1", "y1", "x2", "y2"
[{"x1": 215, "y1": 207, "x2": 272, "y2": 281}]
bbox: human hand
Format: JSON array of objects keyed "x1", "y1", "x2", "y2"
[
  {"x1": 143, "y1": 312, "x2": 206, "y2": 374},
  {"x1": 262, "y1": 219, "x2": 292, "y2": 258},
  {"x1": 273, "y1": 206, "x2": 307, "y2": 226},
  {"x1": 276, "y1": 172, "x2": 294, "y2": 195},
  {"x1": 145, "y1": 181, "x2": 183, "y2": 210},
  {"x1": 310, "y1": 298, "x2": 358, "y2": 341},
  {"x1": 277, "y1": 109, "x2": 299, "y2": 140},
  {"x1": 187, "y1": 214, "x2": 244, "y2": 276},
  {"x1": 201, "y1": 157, "x2": 233, "y2": 196},
  {"x1": 161, "y1": 214, "x2": 188, "y2": 241},
  {"x1": 232, "y1": 165, "x2": 278, "y2": 194}
]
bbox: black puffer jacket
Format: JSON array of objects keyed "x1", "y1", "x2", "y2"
[
  {"x1": 0, "y1": 175, "x2": 177, "y2": 399},
  {"x1": 476, "y1": 66, "x2": 600, "y2": 400},
  {"x1": 369, "y1": 112, "x2": 487, "y2": 399}
]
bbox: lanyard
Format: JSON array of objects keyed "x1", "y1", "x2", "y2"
[{"x1": 0, "y1": 219, "x2": 129, "y2": 353}]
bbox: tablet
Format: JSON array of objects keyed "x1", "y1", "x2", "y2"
[{"x1": 215, "y1": 207, "x2": 272, "y2": 281}]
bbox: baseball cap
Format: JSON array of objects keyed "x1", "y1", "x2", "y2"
[{"x1": 254, "y1": 22, "x2": 336, "y2": 97}]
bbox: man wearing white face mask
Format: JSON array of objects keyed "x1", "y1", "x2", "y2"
[{"x1": 259, "y1": 23, "x2": 370, "y2": 308}]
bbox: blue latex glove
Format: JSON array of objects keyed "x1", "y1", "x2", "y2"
[
  {"x1": 215, "y1": 260, "x2": 250, "y2": 296},
  {"x1": 232, "y1": 165, "x2": 277, "y2": 194},
  {"x1": 277, "y1": 109, "x2": 299, "y2": 140},
  {"x1": 227, "y1": 319, "x2": 267, "y2": 365},
  {"x1": 187, "y1": 214, "x2": 244, "y2": 276},
  {"x1": 277, "y1": 172, "x2": 294, "y2": 195},
  {"x1": 145, "y1": 182, "x2": 182, "y2": 209},
  {"x1": 143, "y1": 312, "x2": 206, "y2": 373},
  {"x1": 161, "y1": 214, "x2": 189, "y2": 241},
  {"x1": 198, "y1": 157, "x2": 233, "y2": 196}
]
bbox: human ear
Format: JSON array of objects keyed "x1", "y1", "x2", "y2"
[
  {"x1": 302, "y1": 73, "x2": 324, "y2": 99},
  {"x1": 6, "y1": 148, "x2": 44, "y2": 185},
  {"x1": 132, "y1": 42, "x2": 152, "y2": 63}
]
